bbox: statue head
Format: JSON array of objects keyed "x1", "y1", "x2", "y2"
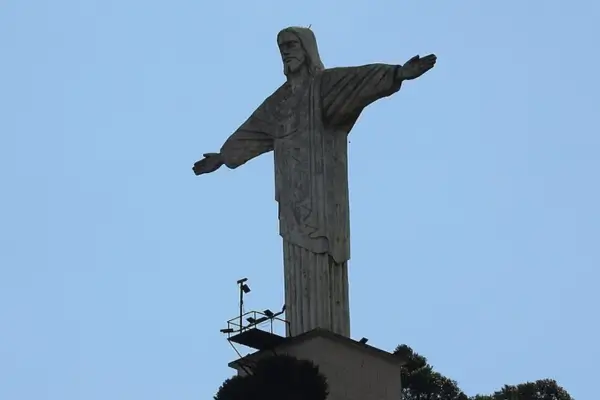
[{"x1": 277, "y1": 27, "x2": 324, "y2": 77}]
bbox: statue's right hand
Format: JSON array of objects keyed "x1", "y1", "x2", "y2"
[{"x1": 193, "y1": 152, "x2": 224, "y2": 176}]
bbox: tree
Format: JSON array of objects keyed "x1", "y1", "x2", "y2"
[
  {"x1": 472, "y1": 379, "x2": 573, "y2": 400},
  {"x1": 393, "y1": 345, "x2": 573, "y2": 400},
  {"x1": 214, "y1": 375, "x2": 250, "y2": 400},
  {"x1": 215, "y1": 354, "x2": 328, "y2": 400},
  {"x1": 394, "y1": 344, "x2": 468, "y2": 400}
]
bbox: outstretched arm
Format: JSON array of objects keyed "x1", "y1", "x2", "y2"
[
  {"x1": 219, "y1": 126, "x2": 273, "y2": 169},
  {"x1": 192, "y1": 109, "x2": 275, "y2": 176},
  {"x1": 321, "y1": 54, "x2": 436, "y2": 130},
  {"x1": 321, "y1": 63, "x2": 401, "y2": 129}
]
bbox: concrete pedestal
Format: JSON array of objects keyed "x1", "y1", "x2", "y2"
[{"x1": 228, "y1": 328, "x2": 405, "y2": 400}]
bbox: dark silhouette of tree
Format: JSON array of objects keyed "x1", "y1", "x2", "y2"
[
  {"x1": 393, "y1": 345, "x2": 573, "y2": 400},
  {"x1": 393, "y1": 344, "x2": 468, "y2": 400},
  {"x1": 214, "y1": 375, "x2": 250, "y2": 400},
  {"x1": 471, "y1": 379, "x2": 573, "y2": 400},
  {"x1": 215, "y1": 354, "x2": 328, "y2": 400}
]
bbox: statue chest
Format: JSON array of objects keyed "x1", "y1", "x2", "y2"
[
  {"x1": 272, "y1": 84, "x2": 313, "y2": 171},
  {"x1": 271, "y1": 83, "x2": 311, "y2": 139}
]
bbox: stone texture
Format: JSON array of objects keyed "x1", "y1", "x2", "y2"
[
  {"x1": 193, "y1": 27, "x2": 436, "y2": 337},
  {"x1": 283, "y1": 242, "x2": 350, "y2": 337}
]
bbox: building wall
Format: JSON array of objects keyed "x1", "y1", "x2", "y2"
[{"x1": 233, "y1": 336, "x2": 402, "y2": 400}]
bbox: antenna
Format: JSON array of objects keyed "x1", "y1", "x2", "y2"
[
  {"x1": 219, "y1": 278, "x2": 290, "y2": 355},
  {"x1": 237, "y1": 278, "x2": 251, "y2": 333}
]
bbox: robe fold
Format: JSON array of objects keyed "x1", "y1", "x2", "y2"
[{"x1": 219, "y1": 63, "x2": 402, "y2": 336}]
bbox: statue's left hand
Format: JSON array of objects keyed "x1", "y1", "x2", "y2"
[
  {"x1": 400, "y1": 54, "x2": 437, "y2": 80},
  {"x1": 192, "y1": 152, "x2": 224, "y2": 176}
]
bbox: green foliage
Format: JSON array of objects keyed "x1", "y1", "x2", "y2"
[
  {"x1": 214, "y1": 375, "x2": 249, "y2": 400},
  {"x1": 214, "y1": 354, "x2": 328, "y2": 400},
  {"x1": 474, "y1": 379, "x2": 573, "y2": 400},
  {"x1": 393, "y1": 344, "x2": 573, "y2": 400},
  {"x1": 394, "y1": 344, "x2": 468, "y2": 400}
]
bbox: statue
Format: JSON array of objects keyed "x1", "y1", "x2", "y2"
[{"x1": 193, "y1": 27, "x2": 436, "y2": 337}]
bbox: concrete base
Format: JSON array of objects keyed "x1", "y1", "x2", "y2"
[{"x1": 228, "y1": 328, "x2": 406, "y2": 400}]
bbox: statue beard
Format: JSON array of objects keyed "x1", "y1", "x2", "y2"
[
  {"x1": 283, "y1": 63, "x2": 294, "y2": 76},
  {"x1": 283, "y1": 59, "x2": 306, "y2": 77}
]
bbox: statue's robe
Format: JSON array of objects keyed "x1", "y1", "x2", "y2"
[{"x1": 220, "y1": 64, "x2": 402, "y2": 336}]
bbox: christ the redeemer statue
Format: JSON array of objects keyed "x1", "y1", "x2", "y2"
[{"x1": 193, "y1": 27, "x2": 436, "y2": 338}]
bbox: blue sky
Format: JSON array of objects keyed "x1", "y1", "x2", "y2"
[{"x1": 1, "y1": 1, "x2": 598, "y2": 399}]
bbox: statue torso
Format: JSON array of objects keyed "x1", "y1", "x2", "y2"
[{"x1": 271, "y1": 80, "x2": 328, "y2": 252}]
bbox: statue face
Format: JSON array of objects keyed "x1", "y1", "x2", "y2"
[{"x1": 278, "y1": 31, "x2": 306, "y2": 75}]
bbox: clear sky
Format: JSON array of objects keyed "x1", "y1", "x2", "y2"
[{"x1": 1, "y1": 1, "x2": 598, "y2": 399}]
